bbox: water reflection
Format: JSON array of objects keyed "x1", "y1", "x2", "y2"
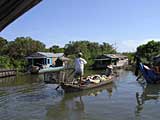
[
  {"x1": 0, "y1": 74, "x2": 44, "y2": 103},
  {"x1": 1, "y1": 70, "x2": 150, "y2": 120},
  {"x1": 135, "y1": 84, "x2": 160, "y2": 115},
  {"x1": 46, "y1": 83, "x2": 115, "y2": 120},
  {"x1": 0, "y1": 74, "x2": 43, "y2": 87}
]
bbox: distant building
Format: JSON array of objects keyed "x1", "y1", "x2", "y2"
[
  {"x1": 92, "y1": 54, "x2": 128, "y2": 69},
  {"x1": 26, "y1": 52, "x2": 69, "y2": 68}
]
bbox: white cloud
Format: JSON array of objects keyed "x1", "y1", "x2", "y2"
[{"x1": 117, "y1": 38, "x2": 160, "y2": 52}]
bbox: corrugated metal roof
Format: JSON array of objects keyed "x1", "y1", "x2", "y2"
[
  {"x1": 104, "y1": 54, "x2": 127, "y2": 59},
  {"x1": 27, "y1": 52, "x2": 64, "y2": 59},
  {"x1": 26, "y1": 52, "x2": 46, "y2": 58},
  {"x1": 95, "y1": 54, "x2": 127, "y2": 60},
  {"x1": 37, "y1": 52, "x2": 55, "y2": 57},
  {"x1": 103, "y1": 54, "x2": 119, "y2": 59},
  {"x1": 0, "y1": 0, "x2": 42, "y2": 32},
  {"x1": 38, "y1": 52, "x2": 64, "y2": 58}
]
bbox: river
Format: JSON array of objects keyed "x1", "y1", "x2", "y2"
[{"x1": 0, "y1": 69, "x2": 160, "y2": 120}]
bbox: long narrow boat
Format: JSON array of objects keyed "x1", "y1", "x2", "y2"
[
  {"x1": 30, "y1": 66, "x2": 64, "y2": 74},
  {"x1": 38, "y1": 66, "x2": 64, "y2": 74},
  {"x1": 62, "y1": 82, "x2": 115, "y2": 99},
  {"x1": 135, "y1": 59, "x2": 160, "y2": 84},
  {"x1": 60, "y1": 75, "x2": 114, "y2": 93}
]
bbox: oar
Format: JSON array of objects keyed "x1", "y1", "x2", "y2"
[
  {"x1": 55, "y1": 84, "x2": 61, "y2": 90},
  {"x1": 67, "y1": 69, "x2": 75, "y2": 78}
]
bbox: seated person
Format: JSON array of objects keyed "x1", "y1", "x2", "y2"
[
  {"x1": 104, "y1": 65, "x2": 113, "y2": 76},
  {"x1": 55, "y1": 57, "x2": 63, "y2": 67},
  {"x1": 153, "y1": 66, "x2": 160, "y2": 74}
]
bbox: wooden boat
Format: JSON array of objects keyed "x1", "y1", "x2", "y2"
[
  {"x1": 137, "y1": 63, "x2": 160, "y2": 84},
  {"x1": 30, "y1": 66, "x2": 64, "y2": 74},
  {"x1": 135, "y1": 56, "x2": 160, "y2": 84},
  {"x1": 62, "y1": 82, "x2": 115, "y2": 98},
  {"x1": 60, "y1": 75, "x2": 114, "y2": 93}
]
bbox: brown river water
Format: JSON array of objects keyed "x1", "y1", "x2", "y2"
[{"x1": 0, "y1": 69, "x2": 160, "y2": 120}]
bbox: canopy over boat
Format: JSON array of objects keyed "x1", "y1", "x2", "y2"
[{"x1": 0, "y1": 0, "x2": 42, "y2": 31}]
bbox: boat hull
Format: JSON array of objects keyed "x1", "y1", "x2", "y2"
[
  {"x1": 61, "y1": 78, "x2": 113, "y2": 93},
  {"x1": 30, "y1": 66, "x2": 64, "y2": 74},
  {"x1": 138, "y1": 63, "x2": 160, "y2": 84}
]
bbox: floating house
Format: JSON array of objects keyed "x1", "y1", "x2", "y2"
[
  {"x1": 92, "y1": 54, "x2": 128, "y2": 69},
  {"x1": 26, "y1": 52, "x2": 69, "y2": 69}
]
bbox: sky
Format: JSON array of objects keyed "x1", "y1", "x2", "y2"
[{"x1": 0, "y1": 0, "x2": 160, "y2": 52}]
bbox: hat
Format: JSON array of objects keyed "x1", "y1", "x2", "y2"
[{"x1": 78, "y1": 52, "x2": 83, "y2": 57}]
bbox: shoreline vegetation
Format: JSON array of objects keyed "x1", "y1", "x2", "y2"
[{"x1": 0, "y1": 36, "x2": 159, "y2": 72}]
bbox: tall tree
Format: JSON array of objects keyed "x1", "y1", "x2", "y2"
[
  {"x1": 49, "y1": 45, "x2": 64, "y2": 53},
  {"x1": 64, "y1": 40, "x2": 117, "y2": 65},
  {"x1": 136, "y1": 40, "x2": 160, "y2": 64},
  {"x1": 0, "y1": 37, "x2": 8, "y2": 55},
  {"x1": 4, "y1": 37, "x2": 46, "y2": 59}
]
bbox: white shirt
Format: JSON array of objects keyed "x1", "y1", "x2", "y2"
[{"x1": 75, "y1": 57, "x2": 87, "y2": 73}]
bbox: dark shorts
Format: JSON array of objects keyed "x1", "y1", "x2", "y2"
[{"x1": 74, "y1": 71, "x2": 83, "y2": 78}]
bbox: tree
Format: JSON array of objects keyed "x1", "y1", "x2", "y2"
[
  {"x1": 136, "y1": 40, "x2": 160, "y2": 64},
  {"x1": 122, "y1": 52, "x2": 135, "y2": 64},
  {"x1": 3, "y1": 37, "x2": 46, "y2": 59},
  {"x1": 0, "y1": 37, "x2": 46, "y2": 69},
  {"x1": 0, "y1": 56, "x2": 11, "y2": 68},
  {"x1": 64, "y1": 40, "x2": 117, "y2": 65},
  {"x1": 49, "y1": 45, "x2": 64, "y2": 53},
  {"x1": 0, "y1": 37, "x2": 8, "y2": 55}
]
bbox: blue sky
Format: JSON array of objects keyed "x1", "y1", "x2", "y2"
[{"x1": 0, "y1": 0, "x2": 160, "y2": 52}]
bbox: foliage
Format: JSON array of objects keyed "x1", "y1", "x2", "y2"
[
  {"x1": 3, "y1": 37, "x2": 46, "y2": 59},
  {"x1": 0, "y1": 37, "x2": 117, "y2": 69},
  {"x1": 0, "y1": 56, "x2": 12, "y2": 68},
  {"x1": 136, "y1": 40, "x2": 160, "y2": 64},
  {"x1": 0, "y1": 37, "x2": 8, "y2": 55},
  {"x1": 49, "y1": 45, "x2": 64, "y2": 53},
  {"x1": 0, "y1": 37, "x2": 46, "y2": 69},
  {"x1": 64, "y1": 41, "x2": 117, "y2": 65},
  {"x1": 122, "y1": 52, "x2": 135, "y2": 64}
]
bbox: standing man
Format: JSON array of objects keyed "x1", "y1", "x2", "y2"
[{"x1": 74, "y1": 52, "x2": 87, "y2": 85}]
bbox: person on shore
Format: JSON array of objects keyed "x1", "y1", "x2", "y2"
[{"x1": 74, "y1": 52, "x2": 87, "y2": 85}]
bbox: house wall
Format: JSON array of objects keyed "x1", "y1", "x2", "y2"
[
  {"x1": 52, "y1": 57, "x2": 57, "y2": 65},
  {"x1": 44, "y1": 57, "x2": 53, "y2": 67},
  {"x1": 116, "y1": 59, "x2": 128, "y2": 67},
  {"x1": 50, "y1": 58, "x2": 52, "y2": 65}
]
